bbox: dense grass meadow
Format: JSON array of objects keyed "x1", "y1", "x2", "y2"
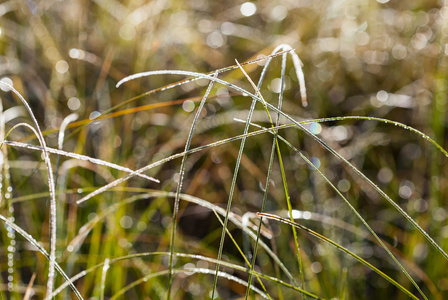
[{"x1": 1, "y1": 0, "x2": 448, "y2": 299}]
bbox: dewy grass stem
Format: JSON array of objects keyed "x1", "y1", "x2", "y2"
[
  {"x1": 167, "y1": 72, "x2": 217, "y2": 299},
  {"x1": 112, "y1": 70, "x2": 448, "y2": 265},
  {"x1": 258, "y1": 213, "x2": 421, "y2": 300},
  {"x1": 0, "y1": 82, "x2": 58, "y2": 299}
]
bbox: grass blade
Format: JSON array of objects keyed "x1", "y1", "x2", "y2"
[{"x1": 258, "y1": 213, "x2": 421, "y2": 300}]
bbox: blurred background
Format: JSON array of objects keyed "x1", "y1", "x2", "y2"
[{"x1": 0, "y1": 0, "x2": 447, "y2": 299}]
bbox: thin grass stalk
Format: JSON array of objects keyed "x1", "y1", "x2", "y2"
[
  {"x1": 235, "y1": 56, "x2": 306, "y2": 299},
  {"x1": 80, "y1": 67, "x2": 448, "y2": 268},
  {"x1": 99, "y1": 258, "x2": 110, "y2": 300},
  {"x1": 2, "y1": 140, "x2": 158, "y2": 182},
  {"x1": 247, "y1": 129, "x2": 278, "y2": 298},
  {"x1": 0, "y1": 214, "x2": 83, "y2": 299},
  {"x1": 55, "y1": 113, "x2": 79, "y2": 187},
  {"x1": 246, "y1": 45, "x2": 306, "y2": 299},
  {"x1": 258, "y1": 213, "x2": 420, "y2": 300},
  {"x1": 0, "y1": 101, "x2": 17, "y2": 298},
  {"x1": 0, "y1": 82, "x2": 58, "y2": 298},
  {"x1": 112, "y1": 268, "x2": 270, "y2": 300},
  {"x1": 52, "y1": 251, "x2": 319, "y2": 299},
  {"x1": 246, "y1": 121, "x2": 427, "y2": 299},
  {"x1": 212, "y1": 210, "x2": 272, "y2": 299},
  {"x1": 54, "y1": 113, "x2": 79, "y2": 273},
  {"x1": 210, "y1": 75, "x2": 260, "y2": 297},
  {"x1": 273, "y1": 49, "x2": 306, "y2": 295},
  {"x1": 114, "y1": 70, "x2": 448, "y2": 262},
  {"x1": 66, "y1": 190, "x2": 297, "y2": 288},
  {"x1": 167, "y1": 72, "x2": 217, "y2": 299},
  {"x1": 23, "y1": 273, "x2": 36, "y2": 300},
  {"x1": 339, "y1": 268, "x2": 347, "y2": 300}
]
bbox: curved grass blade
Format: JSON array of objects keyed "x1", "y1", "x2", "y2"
[
  {"x1": 54, "y1": 113, "x2": 79, "y2": 188},
  {"x1": 167, "y1": 72, "x2": 217, "y2": 299},
  {"x1": 84, "y1": 77, "x2": 448, "y2": 268},
  {"x1": 239, "y1": 45, "x2": 307, "y2": 299},
  {"x1": 0, "y1": 214, "x2": 83, "y2": 299},
  {"x1": 44, "y1": 49, "x2": 292, "y2": 145},
  {"x1": 100, "y1": 258, "x2": 110, "y2": 300},
  {"x1": 244, "y1": 120, "x2": 427, "y2": 299},
  {"x1": 280, "y1": 208, "x2": 442, "y2": 300},
  {"x1": 213, "y1": 52, "x2": 304, "y2": 298},
  {"x1": 0, "y1": 82, "x2": 58, "y2": 298},
  {"x1": 258, "y1": 213, "x2": 421, "y2": 300},
  {"x1": 2, "y1": 140, "x2": 158, "y2": 183},
  {"x1": 68, "y1": 191, "x2": 297, "y2": 288},
  {"x1": 51, "y1": 252, "x2": 320, "y2": 299},
  {"x1": 80, "y1": 64, "x2": 448, "y2": 264},
  {"x1": 212, "y1": 210, "x2": 272, "y2": 300},
  {"x1": 114, "y1": 70, "x2": 448, "y2": 262},
  {"x1": 111, "y1": 268, "x2": 269, "y2": 300},
  {"x1": 210, "y1": 64, "x2": 263, "y2": 299}
]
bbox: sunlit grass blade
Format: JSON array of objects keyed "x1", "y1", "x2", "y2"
[
  {"x1": 0, "y1": 214, "x2": 83, "y2": 299},
  {"x1": 212, "y1": 210, "x2": 272, "y2": 300},
  {"x1": 167, "y1": 71, "x2": 217, "y2": 299},
  {"x1": 258, "y1": 213, "x2": 421, "y2": 300},
  {"x1": 23, "y1": 273, "x2": 36, "y2": 300},
  {"x1": 0, "y1": 82, "x2": 58, "y2": 298},
  {"x1": 51, "y1": 49, "x2": 292, "y2": 145},
  {"x1": 54, "y1": 113, "x2": 79, "y2": 187},
  {"x1": 241, "y1": 119, "x2": 428, "y2": 299},
  {"x1": 2, "y1": 140, "x2": 158, "y2": 182},
  {"x1": 99, "y1": 258, "x2": 110, "y2": 300},
  {"x1": 66, "y1": 189, "x2": 299, "y2": 291},
  {"x1": 0, "y1": 101, "x2": 18, "y2": 298},
  {"x1": 51, "y1": 251, "x2": 320, "y2": 299},
  {"x1": 240, "y1": 45, "x2": 308, "y2": 299},
  {"x1": 211, "y1": 55, "x2": 297, "y2": 298},
  {"x1": 281, "y1": 208, "x2": 441, "y2": 299}
]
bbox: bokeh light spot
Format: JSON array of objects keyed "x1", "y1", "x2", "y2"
[
  {"x1": 270, "y1": 5, "x2": 287, "y2": 21},
  {"x1": 240, "y1": 2, "x2": 256, "y2": 17},
  {"x1": 55, "y1": 60, "x2": 69, "y2": 74},
  {"x1": 311, "y1": 262, "x2": 322, "y2": 273},
  {"x1": 376, "y1": 90, "x2": 388, "y2": 102},
  {"x1": 337, "y1": 179, "x2": 351, "y2": 192},
  {"x1": 207, "y1": 31, "x2": 224, "y2": 48},
  {"x1": 377, "y1": 167, "x2": 393, "y2": 183},
  {"x1": 67, "y1": 97, "x2": 81, "y2": 111},
  {"x1": 120, "y1": 215, "x2": 133, "y2": 229},
  {"x1": 119, "y1": 24, "x2": 136, "y2": 41},
  {"x1": 182, "y1": 100, "x2": 195, "y2": 112},
  {"x1": 310, "y1": 122, "x2": 322, "y2": 134}
]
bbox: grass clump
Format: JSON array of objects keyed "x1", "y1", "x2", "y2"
[{"x1": 0, "y1": 0, "x2": 448, "y2": 299}]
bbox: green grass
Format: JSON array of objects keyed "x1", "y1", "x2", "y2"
[{"x1": 0, "y1": 0, "x2": 448, "y2": 299}]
